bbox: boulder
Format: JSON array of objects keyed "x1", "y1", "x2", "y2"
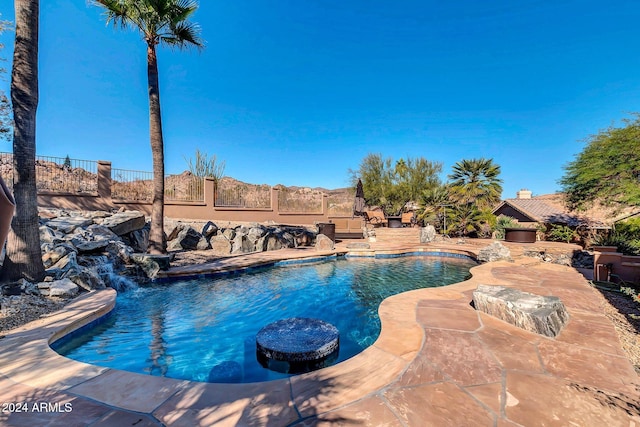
[
  {"x1": 210, "y1": 235, "x2": 232, "y2": 255},
  {"x1": 266, "y1": 235, "x2": 283, "y2": 251},
  {"x1": 201, "y1": 221, "x2": 219, "y2": 238},
  {"x1": 64, "y1": 265, "x2": 106, "y2": 291},
  {"x1": 42, "y1": 243, "x2": 77, "y2": 269},
  {"x1": 45, "y1": 217, "x2": 93, "y2": 234},
  {"x1": 39, "y1": 225, "x2": 63, "y2": 244},
  {"x1": 167, "y1": 225, "x2": 209, "y2": 251},
  {"x1": 231, "y1": 234, "x2": 253, "y2": 254},
  {"x1": 164, "y1": 220, "x2": 184, "y2": 241},
  {"x1": 294, "y1": 230, "x2": 314, "y2": 246},
  {"x1": 131, "y1": 253, "x2": 172, "y2": 279},
  {"x1": 278, "y1": 231, "x2": 295, "y2": 248},
  {"x1": 105, "y1": 241, "x2": 133, "y2": 265},
  {"x1": 315, "y1": 234, "x2": 335, "y2": 251},
  {"x1": 38, "y1": 278, "x2": 79, "y2": 297},
  {"x1": 420, "y1": 225, "x2": 436, "y2": 243},
  {"x1": 101, "y1": 211, "x2": 146, "y2": 236},
  {"x1": 478, "y1": 242, "x2": 512, "y2": 263},
  {"x1": 472, "y1": 285, "x2": 569, "y2": 337},
  {"x1": 49, "y1": 250, "x2": 79, "y2": 272},
  {"x1": 76, "y1": 239, "x2": 111, "y2": 254},
  {"x1": 222, "y1": 228, "x2": 236, "y2": 241},
  {"x1": 86, "y1": 224, "x2": 119, "y2": 240},
  {"x1": 247, "y1": 226, "x2": 267, "y2": 243},
  {"x1": 125, "y1": 227, "x2": 150, "y2": 253},
  {"x1": 255, "y1": 235, "x2": 268, "y2": 252}
]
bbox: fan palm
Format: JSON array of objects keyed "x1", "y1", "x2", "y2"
[
  {"x1": 416, "y1": 184, "x2": 449, "y2": 229},
  {"x1": 1, "y1": 0, "x2": 46, "y2": 282},
  {"x1": 448, "y1": 158, "x2": 503, "y2": 210},
  {"x1": 93, "y1": 0, "x2": 203, "y2": 254}
]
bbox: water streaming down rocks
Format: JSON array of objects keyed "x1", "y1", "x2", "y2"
[{"x1": 2, "y1": 208, "x2": 327, "y2": 299}]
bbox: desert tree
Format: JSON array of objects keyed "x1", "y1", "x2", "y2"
[
  {"x1": 560, "y1": 114, "x2": 640, "y2": 211},
  {"x1": 352, "y1": 153, "x2": 443, "y2": 217}
]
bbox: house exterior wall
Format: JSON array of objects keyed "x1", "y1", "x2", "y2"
[
  {"x1": 494, "y1": 205, "x2": 536, "y2": 224},
  {"x1": 593, "y1": 248, "x2": 640, "y2": 284}
]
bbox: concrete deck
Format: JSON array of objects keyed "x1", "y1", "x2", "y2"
[{"x1": 1, "y1": 241, "x2": 639, "y2": 426}]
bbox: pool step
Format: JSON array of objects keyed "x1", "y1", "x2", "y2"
[{"x1": 372, "y1": 227, "x2": 421, "y2": 243}]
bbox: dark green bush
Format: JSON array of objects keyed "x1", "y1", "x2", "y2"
[
  {"x1": 546, "y1": 224, "x2": 577, "y2": 243},
  {"x1": 592, "y1": 231, "x2": 640, "y2": 255}
]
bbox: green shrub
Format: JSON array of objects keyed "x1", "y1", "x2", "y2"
[
  {"x1": 592, "y1": 231, "x2": 640, "y2": 255},
  {"x1": 494, "y1": 215, "x2": 518, "y2": 240},
  {"x1": 615, "y1": 217, "x2": 640, "y2": 239},
  {"x1": 546, "y1": 224, "x2": 577, "y2": 243}
]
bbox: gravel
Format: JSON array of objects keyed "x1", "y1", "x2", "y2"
[
  {"x1": 0, "y1": 294, "x2": 72, "y2": 333},
  {"x1": 599, "y1": 289, "x2": 640, "y2": 374}
]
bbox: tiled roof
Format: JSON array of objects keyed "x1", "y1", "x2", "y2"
[
  {"x1": 491, "y1": 193, "x2": 636, "y2": 228},
  {"x1": 494, "y1": 197, "x2": 586, "y2": 226}
]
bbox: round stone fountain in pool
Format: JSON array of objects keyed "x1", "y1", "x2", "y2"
[{"x1": 256, "y1": 317, "x2": 339, "y2": 373}]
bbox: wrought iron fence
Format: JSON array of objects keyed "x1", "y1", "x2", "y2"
[
  {"x1": 214, "y1": 184, "x2": 271, "y2": 208},
  {"x1": 277, "y1": 187, "x2": 324, "y2": 213},
  {"x1": 111, "y1": 168, "x2": 153, "y2": 201},
  {"x1": 0, "y1": 152, "x2": 98, "y2": 194},
  {"x1": 0, "y1": 152, "x2": 12, "y2": 191},
  {"x1": 165, "y1": 174, "x2": 205, "y2": 202}
]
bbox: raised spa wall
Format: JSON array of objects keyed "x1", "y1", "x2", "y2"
[{"x1": 593, "y1": 246, "x2": 640, "y2": 284}]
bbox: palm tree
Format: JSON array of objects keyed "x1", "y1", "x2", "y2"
[
  {"x1": 448, "y1": 158, "x2": 503, "y2": 210},
  {"x1": 93, "y1": 0, "x2": 203, "y2": 254},
  {"x1": 1, "y1": 0, "x2": 45, "y2": 282},
  {"x1": 416, "y1": 184, "x2": 449, "y2": 229}
]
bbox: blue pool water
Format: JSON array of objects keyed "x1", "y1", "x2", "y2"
[{"x1": 53, "y1": 255, "x2": 475, "y2": 383}]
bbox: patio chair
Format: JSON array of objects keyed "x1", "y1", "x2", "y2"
[
  {"x1": 401, "y1": 211, "x2": 416, "y2": 228},
  {"x1": 364, "y1": 210, "x2": 385, "y2": 227}
]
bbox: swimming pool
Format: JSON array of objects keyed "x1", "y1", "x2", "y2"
[{"x1": 53, "y1": 254, "x2": 475, "y2": 383}]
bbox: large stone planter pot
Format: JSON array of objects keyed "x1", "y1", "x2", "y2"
[
  {"x1": 504, "y1": 227, "x2": 536, "y2": 243},
  {"x1": 387, "y1": 216, "x2": 402, "y2": 228},
  {"x1": 592, "y1": 246, "x2": 619, "y2": 253},
  {"x1": 317, "y1": 222, "x2": 336, "y2": 243},
  {"x1": 0, "y1": 175, "x2": 15, "y2": 249}
]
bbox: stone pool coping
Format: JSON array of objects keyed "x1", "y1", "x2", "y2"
[{"x1": 1, "y1": 243, "x2": 639, "y2": 426}]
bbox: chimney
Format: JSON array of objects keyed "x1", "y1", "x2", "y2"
[{"x1": 516, "y1": 189, "x2": 532, "y2": 199}]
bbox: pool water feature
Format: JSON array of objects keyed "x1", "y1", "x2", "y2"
[{"x1": 53, "y1": 255, "x2": 475, "y2": 383}]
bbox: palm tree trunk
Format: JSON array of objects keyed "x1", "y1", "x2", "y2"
[
  {"x1": 146, "y1": 43, "x2": 166, "y2": 254},
  {"x1": 1, "y1": 0, "x2": 45, "y2": 282}
]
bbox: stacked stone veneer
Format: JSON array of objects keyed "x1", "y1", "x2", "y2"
[{"x1": 472, "y1": 285, "x2": 569, "y2": 338}]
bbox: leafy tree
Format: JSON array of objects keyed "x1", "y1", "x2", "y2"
[
  {"x1": 0, "y1": 16, "x2": 13, "y2": 141},
  {"x1": 63, "y1": 154, "x2": 71, "y2": 169},
  {"x1": 448, "y1": 158, "x2": 503, "y2": 210},
  {"x1": 1, "y1": 0, "x2": 46, "y2": 282},
  {"x1": 185, "y1": 148, "x2": 225, "y2": 181},
  {"x1": 353, "y1": 153, "x2": 442, "y2": 217},
  {"x1": 93, "y1": 0, "x2": 203, "y2": 254},
  {"x1": 560, "y1": 115, "x2": 640, "y2": 211}
]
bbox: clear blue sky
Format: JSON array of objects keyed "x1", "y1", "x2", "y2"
[{"x1": 1, "y1": 1, "x2": 640, "y2": 198}]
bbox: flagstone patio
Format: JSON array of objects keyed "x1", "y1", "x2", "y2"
[{"x1": 0, "y1": 241, "x2": 638, "y2": 426}]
